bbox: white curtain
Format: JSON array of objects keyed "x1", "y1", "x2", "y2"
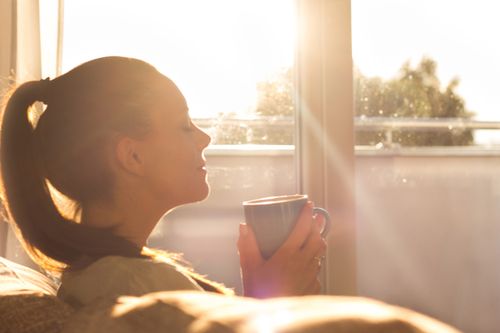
[
  {"x1": 0, "y1": 0, "x2": 42, "y2": 266},
  {"x1": 0, "y1": 0, "x2": 42, "y2": 84}
]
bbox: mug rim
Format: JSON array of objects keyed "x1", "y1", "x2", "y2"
[{"x1": 243, "y1": 194, "x2": 307, "y2": 206}]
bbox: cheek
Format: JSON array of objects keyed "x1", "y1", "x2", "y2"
[
  {"x1": 150, "y1": 153, "x2": 172, "y2": 175},
  {"x1": 144, "y1": 143, "x2": 191, "y2": 190},
  {"x1": 141, "y1": 136, "x2": 206, "y2": 202},
  {"x1": 142, "y1": 141, "x2": 175, "y2": 183}
]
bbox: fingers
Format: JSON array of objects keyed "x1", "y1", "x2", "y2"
[
  {"x1": 302, "y1": 256, "x2": 324, "y2": 295},
  {"x1": 299, "y1": 215, "x2": 327, "y2": 263},
  {"x1": 239, "y1": 202, "x2": 327, "y2": 298},
  {"x1": 313, "y1": 211, "x2": 327, "y2": 235},
  {"x1": 302, "y1": 277, "x2": 321, "y2": 295},
  {"x1": 279, "y1": 201, "x2": 314, "y2": 255},
  {"x1": 237, "y1": 223, "x2": 264, "y2": 271}
]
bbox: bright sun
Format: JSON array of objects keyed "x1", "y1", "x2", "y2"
[{"x1": 60, "y1": 0, "x2": 296, "y2": 118}]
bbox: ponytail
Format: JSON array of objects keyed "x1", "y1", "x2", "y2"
[{"x1": 0, "y1": 80, "x2": 142, "y2": 273}]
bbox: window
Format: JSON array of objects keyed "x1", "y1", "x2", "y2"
[
  {"x1": 59, "y1": 0, "x2": 296, "y2": 145},
  {"x1": 352, "y1": 0, "x2": 500, "y2": 149},
  {"x1": 27, "y1": 2, "x2": 500, "y2": 332},
  {"x1": 352, "y1": 2, "x2": 500, "y2": 332}
]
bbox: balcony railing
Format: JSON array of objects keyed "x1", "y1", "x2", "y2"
[
  {"x1": 195, "y1": 116, "x2": 500, "y2": 155},
  {"x1": 195, "y1": 116, "x2": 500, "y2": 133},
  {"x1": 353, "y1": 117, "x2": 500, "y2": 130}
]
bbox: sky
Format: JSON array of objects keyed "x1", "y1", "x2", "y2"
[
  {"x1": 41, "y1": 0, "x2": 500, "y2": 122},
  {"x1": 57, "y1": 0, "x2": 295, "y2": 118}
]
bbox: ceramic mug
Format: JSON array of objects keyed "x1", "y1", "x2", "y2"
[{"x1": 243, "y1": 194, "x2": 331, "y2": 259}]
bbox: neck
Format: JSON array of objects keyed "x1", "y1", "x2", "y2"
[{"x1": 80, "y1": 189, "x2": 171, "y2": 248}]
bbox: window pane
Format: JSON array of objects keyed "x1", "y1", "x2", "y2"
[
  {"x1": 352, "y1": 0, "x2": 500, "y2": 148},
  {"x1": 40, "y1": 0, "x2": 59, "y2": 79},
  {"x1": 62, "y1": 0, "x2": 296, "y2": 145},
  {"x1": 352, "y1": 2, "x2": 500, "y2": 333}
]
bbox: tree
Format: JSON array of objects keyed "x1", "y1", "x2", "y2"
[
  {"x1": 212, "y1": 57, "x2": 475, "y2": 146},
  {"x1": 251, "y1": 68, "x2": 294, "y2": 144},
  {"x1": 355, "y1": 57, "x2": 475, "y2": 146},
  {"x1": 211, "y1": 68, "x2": 294, "y2": 145},
  {"x1": 255, "y1": 68, "x2": 294, "y2": 117}
]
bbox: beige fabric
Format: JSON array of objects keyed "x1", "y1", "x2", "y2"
[
  {"x1": 62, "y1": 291, "x2": 462, "y2": 333},
  {"x1": 0, "y1": 293, "x2": 74, "y2": 333},
  {"x1": 58, "y1": 256, "x2": 203, "y2": 307},
  {"x1": 1, "y1": 256, "x2": 462, "y2": 333}
]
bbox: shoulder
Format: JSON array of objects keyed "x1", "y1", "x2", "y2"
[
  {"x1": 86, "y1": 255, "x2": 183, "y2": 275},
  {"x1": 104, "y1": 256, "x2": 201, "y2": 288},
  {"x1": 58, "y1": 256, "x2": 202, "y2": 307}
]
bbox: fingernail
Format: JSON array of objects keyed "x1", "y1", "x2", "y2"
[
  {"x1": 316, "y1": 217, "x2": 324, "y2": 230},
  {"x1": 240, "y1": 223, "x2": 248, "y2": 237}
]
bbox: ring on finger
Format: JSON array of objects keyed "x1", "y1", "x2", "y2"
[{"x1": 314, "y1": 255, "x2": 325, "y2": 266}]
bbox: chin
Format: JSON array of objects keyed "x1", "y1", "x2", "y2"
[
  {"x1": 179, "y1": 182, "x2": 210, "y2": 206},
  {"x1": 194, "y1": 182, "x2": 211, "y2": 202}
]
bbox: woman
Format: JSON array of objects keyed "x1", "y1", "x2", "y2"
[{"x1": 0, "y1": 57, "x2": 327, "y2": 306}]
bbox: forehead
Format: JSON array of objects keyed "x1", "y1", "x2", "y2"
[{"x1": 150, "y1": 78, "x2": 189, "y2": 118}]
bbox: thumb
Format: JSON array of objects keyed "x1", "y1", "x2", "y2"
[{"x1": 237, "y1": 223, "x2": 263, "y2": 270}]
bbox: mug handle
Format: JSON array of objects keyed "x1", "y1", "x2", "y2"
[{"x1": 312, "y1": 207, "x2": 331, "y2": 237}]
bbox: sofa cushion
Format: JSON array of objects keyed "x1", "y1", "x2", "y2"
[
  {"x1": 0, "y1": 256, "x2": 58, "y2": 295},
  {"x1": 1, "y1": 292, "x2": 74, "y2": 333},
  {"x1": 62, "y1": 291, "x2": 462, "y2": 333},
  {"x1": 0, "y1": 257, "x2": 74, "y2": 333}
]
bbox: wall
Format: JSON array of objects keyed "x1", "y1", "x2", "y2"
[{"x1": 356, "y1": 153, "x2": 500, "y2": 333}]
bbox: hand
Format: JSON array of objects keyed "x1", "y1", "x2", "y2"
[{"x1": 237, "y1": 201, "x2": 327, "y2": 298}]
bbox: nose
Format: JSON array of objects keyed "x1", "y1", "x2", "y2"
[{"x1": 196, "y1": 126, "x2": 211, "y2": 149}]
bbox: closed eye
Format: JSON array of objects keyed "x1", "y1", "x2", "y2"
[{"x1": 183, "y1": 120, "x2": 195, "y2": 132}]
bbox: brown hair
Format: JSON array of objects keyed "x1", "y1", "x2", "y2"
[{"x1": 0, "y1": 57, "x2": 232, "y2": 295}]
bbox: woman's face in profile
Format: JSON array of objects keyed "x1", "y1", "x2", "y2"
[{"x1": 139, "y1": 83, "x2": 211, "y2": 207}]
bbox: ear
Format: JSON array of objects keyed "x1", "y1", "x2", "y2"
[{"x1": 113, "y1": 135, "x2": 146, "y2": 177}]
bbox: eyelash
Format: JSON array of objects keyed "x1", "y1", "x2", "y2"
[{"x1": 183, "y1": 125, "x2": 194, "y2": 132}]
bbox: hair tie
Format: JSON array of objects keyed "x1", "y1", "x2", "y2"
[{"x1": 37, "y1": 77, "x2": 51, "y2": 103}]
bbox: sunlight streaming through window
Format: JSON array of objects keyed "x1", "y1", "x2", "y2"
[
  {"x1": 61, "y1": 0, "x2": 296, "y2": 121},
  {"x1": 352, "y1": 0, "x2": 500, "y2": 147}
]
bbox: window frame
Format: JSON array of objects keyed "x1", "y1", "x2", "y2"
[{"x1": 296, "y1": 0, "x2": 357, "y2": 295}]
